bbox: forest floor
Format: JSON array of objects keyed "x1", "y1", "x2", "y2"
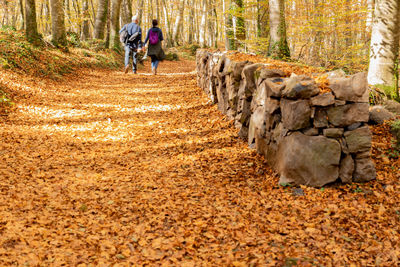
[{"x1": 0, "y1": 59, "x2": 400, "y2": 266}]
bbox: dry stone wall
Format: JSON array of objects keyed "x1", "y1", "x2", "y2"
[{"x1": 196, "y1": 50, "x2": 376, "y2": 187}]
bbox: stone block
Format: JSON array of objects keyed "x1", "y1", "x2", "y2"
[
  {"x1": 344, "y1": 126, "x2": 372, "y2": 153},
  {"x1": 281, "y1": 99, "x2": 311, "y2": 130},
  {"x1": 328, "y1": 72, "x2": 369, "y2": 102},
  {"x1": 277, "y1": 132, "x2": 341, "y2": 187},
  {"x1": 327, "y1": 103, "x2": 369, "y2": 127}
]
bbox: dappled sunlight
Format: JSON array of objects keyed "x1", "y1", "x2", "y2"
[
  {"x1": 1, "y1": 61, "x2": 278, "y2": 265},
  {"x1": 19, "y1": 104, "x2": 89, "y2": 119}
]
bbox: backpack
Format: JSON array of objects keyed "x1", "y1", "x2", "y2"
[
  {"x1": 120, "y1": 29, "x2": 129, "y2": 44},
  {"x1": 149, "y1": 29, "x2": 159, "y2": 45},
  {"x1": 120, "y1": 29, "x2": 139, "y2": 45}
]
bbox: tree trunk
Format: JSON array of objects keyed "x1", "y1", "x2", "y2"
[
  {"x1": 257, "y1": 0, "x2": 268, "y2": 39},
  {"x1": 367, "y1": 0, "x2": 400, "y2": 98},
  {"x1": 366, "y1": 0, "x2": 374, "y2": 30},
  {"x1": 212, "y1": 4, "x2": 218, "y2": 48},
  {"x1": 64, "y1": 0, "x2": 71, "y2": 31},
  {"x1": 161, "y1": 0, "x2": 172, "y2": 47},
  {"x1": 233, "y1": 0, "x2": 244, "y2": 49},
  {"x1": 172, "y1": 0, "x2": 184, "y2": 46},
  {"x1": 19, "y1": 0, "x2": 25, "y2": 30},
  {"x1": 110, "y1": 0, "x2": 122, "y2": 48},
  {"x1": 50, "y1": 0, "x2": 67, "y2": 46},
  {"x1": 137, "y1": 0, "x2": 143, "y2": 24},
  {"x1": 121, "y1": 0, "x2": 132, "y2": 25},
  {"x1": 105, "y1": 0, "x2": 111, "y2": 47},
  {"x1": 188, "y1": 0, "x2": 194, "y2": 43},
  {"x1": 2, "y1": 0, "x2": 9, "y2": 26},
  {"x1": 199, "y1": 0, "x2": 207, "y2": 47},
  {"x1": 25, "y1": 0, "x2": 40, "y2": 43},
  {"x1": 81, "y1": 0, "x2": 90, "y2": 40},
  {"x1": 94, "y1": 0, "x2": 109, "y2": 39},
  {"x1": 226, "y1": 0, "x2": 235, "y2": 50},
  {"x1": 268, "y1": 0, "x2": 290, "y2": 59}
]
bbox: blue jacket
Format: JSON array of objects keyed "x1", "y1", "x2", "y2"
[{"x1": 120, "y1": 22, "x2": 143, "y2": 49}]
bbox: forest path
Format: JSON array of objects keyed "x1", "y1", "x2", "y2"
[
  {"x1": 1, "y1": 60, "x2": 398, "y2": 266},
  {"x1": 0, "y1": 60, "x2": 279, "y2": 265}
]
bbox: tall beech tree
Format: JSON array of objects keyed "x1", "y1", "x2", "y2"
[
  {"x1": 268, "y1": 0, "x2": 290, "y2": 59},
  {"x1": 25, "y1": 0, "x2": 41, "y2": 43},
  {"x1": 80, "y1": 0, "x2": 90, "y2": 40},
  {"x1": 49, "y1": 0, "x2": 67, "y2": 46},
  {"x1": 367, "y1": 0, "x2": 400, "y2": 98},
  {"x1": 110, "y1": 0, "x2": 122, "y2": 48},
  {"x1": 94, "y1": 0, "x2": 109, "y2": 39}
]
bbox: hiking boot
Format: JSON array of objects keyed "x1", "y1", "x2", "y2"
[
  {"x1": 133, "y1": 70, "x2": 137, "y2": 74},
  {"x1": 124, "y1": 65, "x2": 129, "y2": 74}
]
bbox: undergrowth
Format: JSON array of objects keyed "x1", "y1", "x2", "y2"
[
  {"x1": 0, "y1": 27, "x2": 122, "y2": 79},
  {"x1": 0, "y1": 86, "x2": 13, "y2": 115}
]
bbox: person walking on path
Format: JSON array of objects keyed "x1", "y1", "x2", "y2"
[
  {"x1": 144, "y1": 19, "x2": 165, "y2": 75},
  {"x1": 120, "y1": 15, "x2": 143, "y2": 74}
]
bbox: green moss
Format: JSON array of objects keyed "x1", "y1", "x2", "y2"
[
  {"x1": 391, "y1": 119, "x2": 400, "y2": 149},
  {"x1": 164, "y1": 52, "x2": 179, "y2": 61},
  {"x1": 375, "y1": 84, "x2": 399, "y2": 100},
  {"x1": 0, "y1": 27, "x2": 122, "y2": 79}
]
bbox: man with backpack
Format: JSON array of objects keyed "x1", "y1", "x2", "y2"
[
  {"x1": 144, "y1": 19, "x2": 165, "y2": 75},
  {"x1": 119, "y1": 15, "x2": 143, "y2": 74}
]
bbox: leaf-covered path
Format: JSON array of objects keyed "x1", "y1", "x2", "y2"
[{"x1": 1, "y1": 60, "x2": 399, "y2": 266}]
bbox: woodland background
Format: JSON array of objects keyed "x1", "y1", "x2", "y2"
[{"x1": 0, "y1": 0, "x2": 374, "y2": 72}]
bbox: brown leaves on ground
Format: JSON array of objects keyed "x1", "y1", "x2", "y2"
[
  {"x1": 0, "y1": 60, "x2": 399, "y2": 266},
  {"x1": 228, "y1": 52, "x2": 334, "y2": 94},
  {"x1": 227, "y1": 52, "x2": 325, "y2": 76}
]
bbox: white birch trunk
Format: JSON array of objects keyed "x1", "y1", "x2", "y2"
[
  {"x1": 367, "y1": 0, "x2": 400, "y2": 87},
  {"x1": 172, "y1": 0, "x2": 184, "y2": 45},
  {"x1": 199, "y1": 0, "x2": 207, "y2": 47},
  {"x1": 366, "y1": 0, "x2": 374, "y2": 30}
]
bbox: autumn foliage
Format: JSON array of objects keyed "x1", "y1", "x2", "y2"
[{"x1": 0, "y1": 56, "x2": 399, "y2": 265}]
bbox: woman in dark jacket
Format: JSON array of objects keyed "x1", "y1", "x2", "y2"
[{"x1": 144, "y1": 19, "x2": 165, "y2": 75}]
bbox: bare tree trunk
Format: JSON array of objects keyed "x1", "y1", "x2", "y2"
[
  {"x1": 368, "y1": 0, "x2": 400, "y2": 98},
  {"x1": 105, "y1": 0, "x2": 111, "y2": 46},
  {"x1": 172, "y1": 0, "x2": 184, "y2": 46},
  {"x1": 212, "y1": 3, "x2": 218, "y2": 48},
  {"x1": 366, "y1": 0, "x2": 374, "y2": 30},
  {"x1": 81, "y1": 0, "x2": 90, "y2": 40},
  {"x1": 222, "y1": 0, "x2": 229, "y2": 49},
  {"x1": 257, "y1": 0, "x2": 268, "y2": 38},
  {"x1": 156, "y1": 0, "x2": 160, "y2": 22},
  {"x1": 3, "y1": 0, "x2": 9, "y2": 26},
  {"x1": 12, "y1": 2, "x2": 19, "y2": 28},
  {"x1": 161, "y1": 0, "x2": 172, "y2": 46},
  {"x1": 137, "y1": 0, "x2": 143, "y2": 24},
  {"x1": 94, "y1": 0, "x2": 109, "y2": 39},
  {"x1": 64, "y1": 0, "x2": 70, "y2": 31},
  {"x1": 233, "y1": 0, "x2": 244, "y2": 49},
  {"x1": 226, "y1": 0, "x2": 235, "y2": 50},
  {"x1": 71, "y1": 0, "x2": 81, "y2": 34},
  {"x1": 19, "y1": 0, "x2": 25, "y2": 30},
  {"x1": 121, "y1": 0, "x2": 132, "y2": 25},
  {"x1": 25, "y1": 0, "x2": 40, "y2": 43},
  {"x1": 207, "y1": 0, "x2": 214, "y2": 47},
  {"x1": 110, "y1": 0, "x2": 122, "y2": 48},
  {"x1": 268, "y1": 0, "x2": 290, "y2": 59},
  {"x1": 199, "y1": 0, "x2": 207, "y2": 47},
  {"x1": 188, "y1": 0, "x2": 194, "y2": 43},
  {"x1": 50, "y1": 0, "x2": 67, "y2": 46}
]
